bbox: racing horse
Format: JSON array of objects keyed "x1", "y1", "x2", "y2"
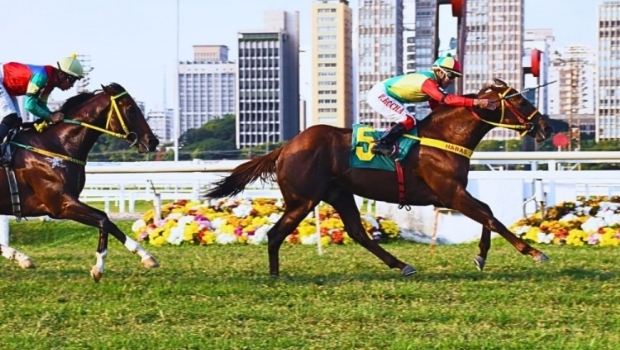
[
  {"x1": 0, "y1": 83, "x2": 160, "y2": 282},
  {"x1": 204, "y1": 78, "x2": 554, "y2": 277}
]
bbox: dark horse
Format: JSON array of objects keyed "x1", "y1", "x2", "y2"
[
  {"x1": 0, "y1": 83, "x2": 160, "y2": 282},
  {"x1": 205, "y1": 79, "x2": 554, "y2": 277}
]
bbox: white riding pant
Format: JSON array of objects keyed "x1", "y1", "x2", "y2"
[
  {"x1": 0, "y1": 70, "x2": 20, "y2": 119},
  {"x1": 366, "y1": 83, "x2": 411, "y2": 123}
]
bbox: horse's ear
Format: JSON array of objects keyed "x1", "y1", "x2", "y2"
[
  {"x1": 101, "y1": 84, "x2": 112, "y2": 95},
  {"x1": 493, "y1": 78, "x2": 508, "y2": 88}
]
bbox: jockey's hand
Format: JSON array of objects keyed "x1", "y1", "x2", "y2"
[
  {"x1": 475, "y1": 99, "x2": 497, "y2": 111},
  {"x1": 48, "y1": 112, "x2": 65, "y2": 124}
]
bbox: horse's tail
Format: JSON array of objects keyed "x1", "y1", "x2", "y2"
[{"x1": 203, "y1": 146, "x2": 283, "y2": 199}]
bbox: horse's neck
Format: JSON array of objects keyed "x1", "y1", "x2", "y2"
[
  {"x1": 59, "y1": 101, "x2": 108, "y2": 160},
  {"x1": 420, "y1": 107, "x2": 493, "y2": 150}
]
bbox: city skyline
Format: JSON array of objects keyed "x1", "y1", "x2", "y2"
[{"x1": 0, "y1": 0, "x2": 600, "y2": 114}]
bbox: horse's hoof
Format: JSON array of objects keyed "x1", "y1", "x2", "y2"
[
  {"x1": 473, "y1": 255, "x2": 486, "y2": 271},
  {"x1": 90, "y1": 266, "x2": 103, "y2": 283},
  {"x1": 401, "y1": 265, "x2": 417, "y2": 277},
  {"x1": 141, "y1": 256, "x2": 160, "y2": 268},
  {"x1": 533, "y1": 252, "x2": 550, "y2": 263},
  {"x1": 19, "y1": 258, "x2": 35, "y2": 269}
]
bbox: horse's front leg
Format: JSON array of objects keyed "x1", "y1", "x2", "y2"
[
  {"x1": 0, "y1": 244, "x2": 35, "y2": 269},
  {"x1": 56, "y1": 196, "x2": 159, "y2": 281},
  {"x1": 447, "y1": 186, "x2": 549, "y2": 264},
  {"x1": 90, "y1": 229, "x2": 108, "y2": 283}
]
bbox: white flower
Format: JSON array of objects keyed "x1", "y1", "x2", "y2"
[
  {"x1": 300, "y1": 233, "x2": 320, "y2": 245},
  {"x1": 216, "y1": 233, "x2": 237, "y2": 245},
  {"x1": 537, "y1": 231, "x2": 554, "y2": 244},
  {"x1": 249, "y1": 224, "x2": 272, "y2": 245},
  {"x1": 167, "y1": 212, "x2": 183, "y2": 220},
  {"x1": 575, "y1": 201, "x2": 583, "y2": 207},
  {"x1": 177, "y1": 215, "x2": 195, "y2": 226},
  {"x1": 167, "y1": 226, "x2": 184, "y2": 245},
  {"x1": 211, "y1": 217, "x2": 226, "y2": 230},
  {"x1": 268, "y1": 213, "x2": 281, "y2": 223},
  {"x1": 275, "y1": 199, "x2": 283, "y2": 208},
  {"x1": 559, "y1": 213, "x2": 577, "y2": 222},
  {"x1": 363, "y1": 216, "x2": 379, "y2": 229},
  {"x1": 513, "y1": 225, "x2": 531, "y2": 236},
  {"x1": 132, "y1": 219, "x2": 146, "y2": 232},
  {"x1": 603, "y1": 212, "x2": 620, "y2": 226},
  {"x1": 232, "y1": 203, "x2": 252, "y2": 218},
  {"x1": 581, "y1": 217, "x2": 607, "y2": 233}
]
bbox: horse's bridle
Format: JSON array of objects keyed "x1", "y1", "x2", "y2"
[
  {"x1": 20, "y1": 90, "x2": 141, "y2": 166},
  {"x1": 62, "y1": 91, "x2": 139, "y2": 146},
  {"x1": 474, "y1": 87, "x2": 540, "y2": 137}
]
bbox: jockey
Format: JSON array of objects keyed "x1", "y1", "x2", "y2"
[
  {"x1": 0, "y1": 54, "x2": 84, "y2": 150},
  {"x1": 367, "y1": 53, "x2": 496, "y2": 158}
]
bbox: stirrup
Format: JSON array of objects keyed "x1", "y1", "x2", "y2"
[{"x1": 372, "y1": 143, "x2": 397, "y2": 158}]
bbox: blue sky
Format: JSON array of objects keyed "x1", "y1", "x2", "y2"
[{"x1": 0, "y1": 0, "x2": 599, "y2": 112}]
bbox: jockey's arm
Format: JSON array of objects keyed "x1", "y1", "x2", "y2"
[
  {"x1": 420, "y1": 79, "x2": 476, "y2": 107},
  {"x1": 24, "y1": 73, "x2": 52, "y2": 119}
]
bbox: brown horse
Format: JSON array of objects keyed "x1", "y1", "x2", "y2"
[
  {"x1": 0, "y1": 83, "x2": 160, "y2": 282},
  {"x1": 205, "y1": 79, "x2": 554, "y2": 277}
]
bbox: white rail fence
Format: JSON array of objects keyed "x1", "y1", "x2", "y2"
[{"x1": 2, "y1": 151, "x2": 620, "y2": 246}]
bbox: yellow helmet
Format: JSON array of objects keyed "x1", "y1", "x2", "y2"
[{"x1": 57, "y1": 53, "x2": 84, "y2": 78}]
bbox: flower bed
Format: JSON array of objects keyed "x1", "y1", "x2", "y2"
[
  {"x1": 132, "y1": 198, "x2": 400, "y2": 247},
  {"x1": 510, "y1": 196, "x2": 620, "y2": 247}
]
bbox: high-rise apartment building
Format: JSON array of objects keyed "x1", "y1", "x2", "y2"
[
  {"x1": 464, "y1": 0, "x2": 524, "y2": 140},
  {"x1": 193, "y1": 45, "x2": 229, "y2": 63},
  {"x1": 522, "y1": 29, "x2": 554, "y2": 114},
  {"x1": 147, "y1": 109, "x2": 174, "y2": 142},
  {"x1": 177, "y1": 46, "x2": 235, "y2": 136},
  {"x1": 411, "y1": 0, "x2": 437, "y2": 120},
  {"x1": 311, "y1": 0, "x2": 354, "y2": 128},
  {"x1": 596, "y1": 1, "x2": 620, "y2": 141},
  {"x1": 357, "y1": 0, "x2": 403, "y2": 129},
  {"x1": 237, "y1": 11, "x2": 300, "y2": 148},
  {"x1": 548, "y1": 45, "x2": 596, "y2": 116},
  {"x1": 464, "y1": 0, "x2": 524, "y2": 93}
]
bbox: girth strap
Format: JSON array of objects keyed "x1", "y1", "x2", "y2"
[{"x1": 4, "y1": 167, "x2": 22, "y2": 221}]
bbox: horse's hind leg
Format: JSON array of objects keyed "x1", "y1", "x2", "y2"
[
  {"x1": 324, "y1": 188, "x2": 415, "y2": 276},
  {"x1": 266, "y1": 198, "x2": 318, "y2": 276},
  {"x1": 0, "y1": 244, "x2": 35, "y2": 269},
  {"x1": 57, "y1": 196, "x2": 159, "y2": 281}
]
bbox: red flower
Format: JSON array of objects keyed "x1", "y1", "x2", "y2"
[{"x1": 332, "y1": 230, "x2": 344, "y2": 244}]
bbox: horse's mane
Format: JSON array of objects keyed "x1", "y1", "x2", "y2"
[{"x1": 56, "y1": 91, "x2": 101, "y2": 114}]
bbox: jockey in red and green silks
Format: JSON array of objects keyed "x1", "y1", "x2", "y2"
[
  {"x1": 366, "y1": 53, "x2": 496, "y2": 158},
  {"x1": 0, "y1": 54, "x2": 85, "y2": 152}
]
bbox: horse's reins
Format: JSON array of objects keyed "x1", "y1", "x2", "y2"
[
  {"x1": 11, "y1": 91, "x2": 134, "y2": 166},
  {"x1": 401, "y1": 83, "x2": 552, "y2": 160}
]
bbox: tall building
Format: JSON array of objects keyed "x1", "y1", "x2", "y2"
[
  {"x1": 522, "y1": 29, "x2": 554, "y2": 114},
  {"x1": 357, "y1": 0, "x2": 404, "y2": 129},
  {"x1": 464, "y1": 0, "x2": 524, "y2": 94},
  {"x1": 147, "y1": 109, "x2": 173, "y2": 142},
  {"x1": 596, "y1": 1, "x2": 620, "y2": 141},
  {"x1": 548, "y1": 45, "x2": 596, "y2": 116},
  {"x1": 193, "y1": 45, "x2": 229, "y2": 63},
  {"x1": 237, "y1": 11, "x2": 300, "y2": 148},
  {"x1": 177, "y1": 46, "x2": 236, "y2": 136},
  {"x1": 311, "y1": 0, "x2": 354, "y2": 128},
  {"x1": 464, "y1": 0, "x2": 524, "y2": 140},
  {"x1": 411, "y1": 0, "x2": 437, "y2": 120}
]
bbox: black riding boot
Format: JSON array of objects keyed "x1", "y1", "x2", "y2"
[{"x1": 372, "y1": 122, "x2": 408, "y2": 158}]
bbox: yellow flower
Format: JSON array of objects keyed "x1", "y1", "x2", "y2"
[
  {"x1": 342, "y1": 232, "x2": 353, "y2": 244},
  {"x1": 320, "y1": 235, "x2": 331, "y2": 247},
  {"x1": 523, "y1": 227, "x2": 540, "y2": 242},
  {"x1": 201, "y1": 232, "x2": 217, "y2": 245},
  {"x1": 566, "y1": 229, "x2": 587, "y2": 247}
]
